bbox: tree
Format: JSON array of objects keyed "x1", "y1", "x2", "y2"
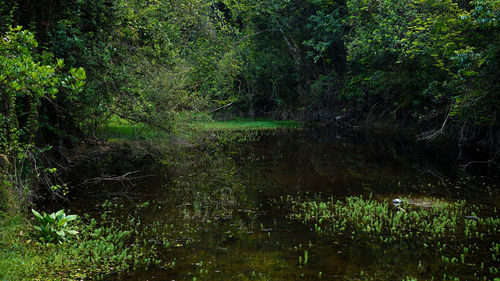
[{"x1": 0, "y1": 26, "x2": 85, "y2": 198}]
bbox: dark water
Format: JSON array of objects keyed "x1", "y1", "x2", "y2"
[{"x1": 64, "y1": 128, "x2": 499, "y2": 280}]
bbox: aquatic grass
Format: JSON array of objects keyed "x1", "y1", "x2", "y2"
[
  {"x1": 285, "y1": 194, "x2": 500, "y2": 280},
  {"x1": 286, "y1": 195, "x2": 500, "y2": 242}
]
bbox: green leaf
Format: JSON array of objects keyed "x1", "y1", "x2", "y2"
[
  {"x1": 54, "y1": 209, "x2": 65, "y2": 218},
  {"x1": 32, "y1": 209, "x2": 43, "y2": 220},
  {"x1": 66, "y1": 215, "x2": 78, "y2": 221},
  {"x1": 66, "y1": 230, "x2": 79, "y2": 235},
  {"x1": 57, "y1": 219, "x2": 68, "y2": 227}
]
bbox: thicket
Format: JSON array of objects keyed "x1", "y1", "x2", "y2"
[
  {"x1": 0, "y1": 26, "x2": 85, "y2": 205},
  {"x1": 220, "y1": 0, "x2": 500, "y2": 145}
]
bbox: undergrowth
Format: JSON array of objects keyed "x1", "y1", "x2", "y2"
[{"x1": 0, "y1": 201, "x2": 172, "y2": 280}]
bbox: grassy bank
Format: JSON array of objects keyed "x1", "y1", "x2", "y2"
[
  {"x1": 97, "y1": 116, "x2": 302, "y2": 140},
  {"x1": 96, "y1": 116, "x2": 163, "y2": 139},
  {"x1": 0, "y1": 202, "x2": 170, "y2": 280},
  {"x1": 191, "y1": 118, "x2": 301, "y2": 131}
]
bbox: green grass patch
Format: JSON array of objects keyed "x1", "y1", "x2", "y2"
[
  {"x1": 96, "y1": 115, "x2": 163, "y2": 140},
  {"x1": 191, "y1": 118, "x2": 302, "y2": 131},
  {"x1": 97, "y1": 115, "x2": 302, "y2": 141}
]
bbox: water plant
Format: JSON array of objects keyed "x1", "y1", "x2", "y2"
[
  {"x1": 286, "y1": 195, "x2": 500, "y2": 243},
  {"x1": 1, "y1": 201, "x2": 175, "y2": 280},
  {"x1": 31, "y1": 209, "x2": 78, "y2": 244},
  {"x1": 285, "y1": 194, "x2": 500, "y2": 280}
]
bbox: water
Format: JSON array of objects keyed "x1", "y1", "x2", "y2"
[{"x1": 63, "y1": 128, "x2": 499, "y2": 280}]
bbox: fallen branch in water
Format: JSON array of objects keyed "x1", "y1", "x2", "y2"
[{"x1": 74, "y1": 171, "x2": 155, "y2": 187}]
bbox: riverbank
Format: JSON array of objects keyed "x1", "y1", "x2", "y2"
[
  {"x1": 0, "y1": 202, "x2": 170, "y2": 280},
  {"x1": 96, "y1": 116, "x2": 302, "y2": 139}
]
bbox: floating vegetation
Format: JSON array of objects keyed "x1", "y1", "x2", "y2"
[{"x1": 285, "y1": 194, "x2": 500, "y2": 280}]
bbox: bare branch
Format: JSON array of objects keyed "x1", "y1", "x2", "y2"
[
  {"x1": 461, "y1": 152, "x2": 498, "y2": 171},
  {"x1": 418, "y1": 110, "x2": 451, "y2": 141},
  {"x1": 74, "y1": 171, "x2": 155, "y2": 187}
]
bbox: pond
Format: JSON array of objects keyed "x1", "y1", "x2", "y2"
[{"x1": 63, "y1": 128, "x2": 500, "y2": 280}]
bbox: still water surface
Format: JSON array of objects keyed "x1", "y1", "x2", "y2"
[{"x1": 66, "y1": 128, "x2": 499, "y2": 280}]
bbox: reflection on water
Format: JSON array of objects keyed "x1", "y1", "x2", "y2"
[{"x1": 65, "y1": 128, "x2": 499, "y2": 280}]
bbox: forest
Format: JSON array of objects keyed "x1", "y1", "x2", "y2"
[{"x1": 1, "y1": 0, "x2": 500, "y2": 280}]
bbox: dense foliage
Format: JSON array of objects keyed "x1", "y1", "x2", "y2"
[
  {"x1": 2, "y1": 0, "x2": 499, "y2": 137},
  {"x1": 0, "y1": 26, "x2": 85, "y2": 202}
]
